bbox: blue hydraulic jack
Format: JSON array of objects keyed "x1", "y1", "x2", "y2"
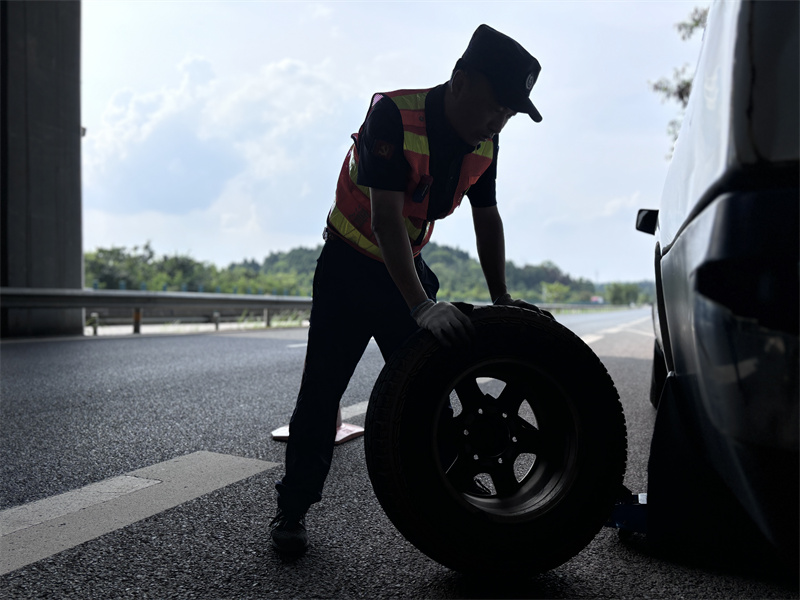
[{"x1": 606, "y1": 486, "x2": 648, "y2": 539}]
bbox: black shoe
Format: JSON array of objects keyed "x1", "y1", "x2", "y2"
[{"x1": 270, "y1": 509, "x2": 309, "y2": 554}]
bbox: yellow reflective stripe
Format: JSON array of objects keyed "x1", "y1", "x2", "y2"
[
  {"x1": 348, "y1": 149, "x2": 371, "y2": 197},
  {"x1": 392, "y1": 92, "x2": 426, "y2": 111},
  {"x1": 473, "y1": 140, "x2": 494, "y2": 159},
  {"x1": 404, "y1": 131, "x2": 430, "y2": 156},
  {"x1": 329, "y1": 205, "x2": 383, "y2": 258},
  {"x1": 405, "y1": 218, "x2": 427, "y2": 241},
  {"x1": 330, "y1": 204, "x2": 427, "y2": 260}
]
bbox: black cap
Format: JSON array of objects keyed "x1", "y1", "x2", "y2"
[{"x1": 457, "y1": 24, "x2": 542, "y2": 122}]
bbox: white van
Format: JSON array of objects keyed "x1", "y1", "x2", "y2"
[{"x1": 636, "y1": 0, "x2": 798, "y2": 567}]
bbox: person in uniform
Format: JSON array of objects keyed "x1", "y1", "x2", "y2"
[{"x1": 271, "y1": 24, "x2": 548, "y2": 554}]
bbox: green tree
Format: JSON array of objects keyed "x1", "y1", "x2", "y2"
[
  {"x1": 650, "y1": 6, "x2": 709, "y2": 152},
  {"x1": 605, "y1": 283, "x2": 641, "y2": 305},
  {"x1": 569, "y1": 288, "x2": 594, "y2": 303},
  {"x1": 541, "y1": 282, "x2": 571, "y2": 303},
  {"x1": 422, "y1": 242, "x2": 489, "y2": 301},
  {"x1": 85, "y1": 243, "x2": 157, "y2": 290},
  {"x1": 158, "y1": 253, "x2": 214, "y2": 291},
  {"x1": 84, "y1": 242, "x2": 611, "y2": 302},
  {"x1": 262, "y1": 247, "x2": 321, "y2": 275}
]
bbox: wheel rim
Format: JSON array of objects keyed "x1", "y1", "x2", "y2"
[{"x1": 434, "y1": 359, "x2": 579, "y2": 520}]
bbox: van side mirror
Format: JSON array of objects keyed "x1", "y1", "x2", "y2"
[{"x1": 636, "y1": 209, "x2": 659, "y2": 235}]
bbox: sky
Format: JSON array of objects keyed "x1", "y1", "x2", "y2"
[{"x1": 81, "y1": 0, "x2": 709, "y2": 283}]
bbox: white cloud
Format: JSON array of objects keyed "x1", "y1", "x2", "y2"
[
  {"x1": 82, "y1": 50, "x2": 353, "y2": 261},
  {"x1": 199, "y1": 59, "x2": 342, "y2": 139},
  {"x1": 83, "y1": 51, "x2": 354, "y2": 216},
  {"x1": 83, "y1": 57, "x2": 216, "y2": 186},
  {"x1": 309, "y1": 3, "x2": 333, "y2": 20},
  {"x1": 210, "y1": 175, "x2": 263, "y2": 236}
]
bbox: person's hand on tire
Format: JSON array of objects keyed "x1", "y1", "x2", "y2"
[
  {"x1": 412, "y1": 300, "x2": 475, "y2": 347},
  {"x1": 493, "y1": 293, "x2": 554, "y2": 320}
]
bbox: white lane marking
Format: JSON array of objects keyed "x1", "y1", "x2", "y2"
[
  {"x1": 0, "y1": 475, "x2": 160, "y2": 536},
  {"x1": 0, "y1": 451, "x2": 279, "y2": 576},
  {"x1": 287, "y1": 338, "x2": 378, "y2": 350},
  {"x1": 581, "y1": 317, "x2": 653, "y2": 346},
  {"x1": 598, "y1": 316, "x2": 652, "y2": 335},
  {"x1": 627, "y1": 328, "x2": 657, "y2": 338}
]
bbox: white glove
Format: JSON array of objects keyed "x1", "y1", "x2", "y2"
[
  {"x1": 493, "y1": 293, "x2": 554, "y2": 320},
  {"x1": 412, "y1": 300, "x2": 475, "y2": 347}
]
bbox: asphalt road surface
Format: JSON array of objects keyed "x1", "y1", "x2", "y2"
[{"x1": 1, "y1": 307, "x2": 797, "y2": 599}]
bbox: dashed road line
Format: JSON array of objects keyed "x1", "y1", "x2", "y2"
[
  {"x1": 598, "y1": 316, "x2": 652, "y2": 335},
  {"x1": 580, "y1": 316, "x2": 652, "y2": 346},
  {"x1": 287, "y1": 338, "x2": 379, "y2": 350},
  {"x1": 0, "y1": 451, "x2": 279, "y2": 576},
  {"x1": 0, "y1": 475, "x2": 160, "y2": 537},
  {"x1": 627, "y1": 328, "x2": 657, "y2": 337}
]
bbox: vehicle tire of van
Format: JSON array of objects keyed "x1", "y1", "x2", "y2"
[{"x1": 364, "y1": 304, "x2": 628, "y2": 577}]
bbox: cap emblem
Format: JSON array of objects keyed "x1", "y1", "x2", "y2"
[{"x1": 525, "y1": 73, "x2": 535, "y2": 91}]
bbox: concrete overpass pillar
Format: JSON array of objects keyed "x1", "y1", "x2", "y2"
[{"x1": 1, "y1": 0, "x2": 84, "y2": 336}]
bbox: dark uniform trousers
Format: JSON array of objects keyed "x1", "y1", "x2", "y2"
[{"x1": 275, "y1": 233, "x2": 439, "y2": 518}]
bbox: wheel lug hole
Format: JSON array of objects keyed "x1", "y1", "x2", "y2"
[
  {"x1": 463, "y1": 429, "x2": 469, "y2": 436},
  {"x1": 502, "y1": 412, "x2": 507, "y2": 418},
  {"x1": 473, "y1": 454, "x2": 479, "y2": 461},
  {"x1": 498, "y1": 458, "x2": 503, "y2": 464},
  {"x1": 512, "y1": 436, "x2": 518, "y2": 443},
  {"x1": 477, "y1": 408, "x2": 483, "y2": 415}
]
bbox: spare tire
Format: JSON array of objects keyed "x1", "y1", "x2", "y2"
[{"x1": 364, "y1": 305, "x2": 627, "y2": 576}]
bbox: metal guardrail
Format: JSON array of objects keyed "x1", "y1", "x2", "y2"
[
  {"x1": 0, "y1": 286, "x2": 626, "y2": 336},
  {"x1": 0, "y1": 287, "x2": 313, "y2": 334},
  {"x1": 0, "y1": 287, "x2": 312, "y2": 310}
]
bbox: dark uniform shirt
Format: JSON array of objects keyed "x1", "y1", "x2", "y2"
[{"x1": 355, "y1": 83, "x2": 498, "y2": 221}]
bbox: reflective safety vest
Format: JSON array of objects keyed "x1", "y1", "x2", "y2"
[{"x1": 326, "y1": 88, "x2": 495, "y2": 261}]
